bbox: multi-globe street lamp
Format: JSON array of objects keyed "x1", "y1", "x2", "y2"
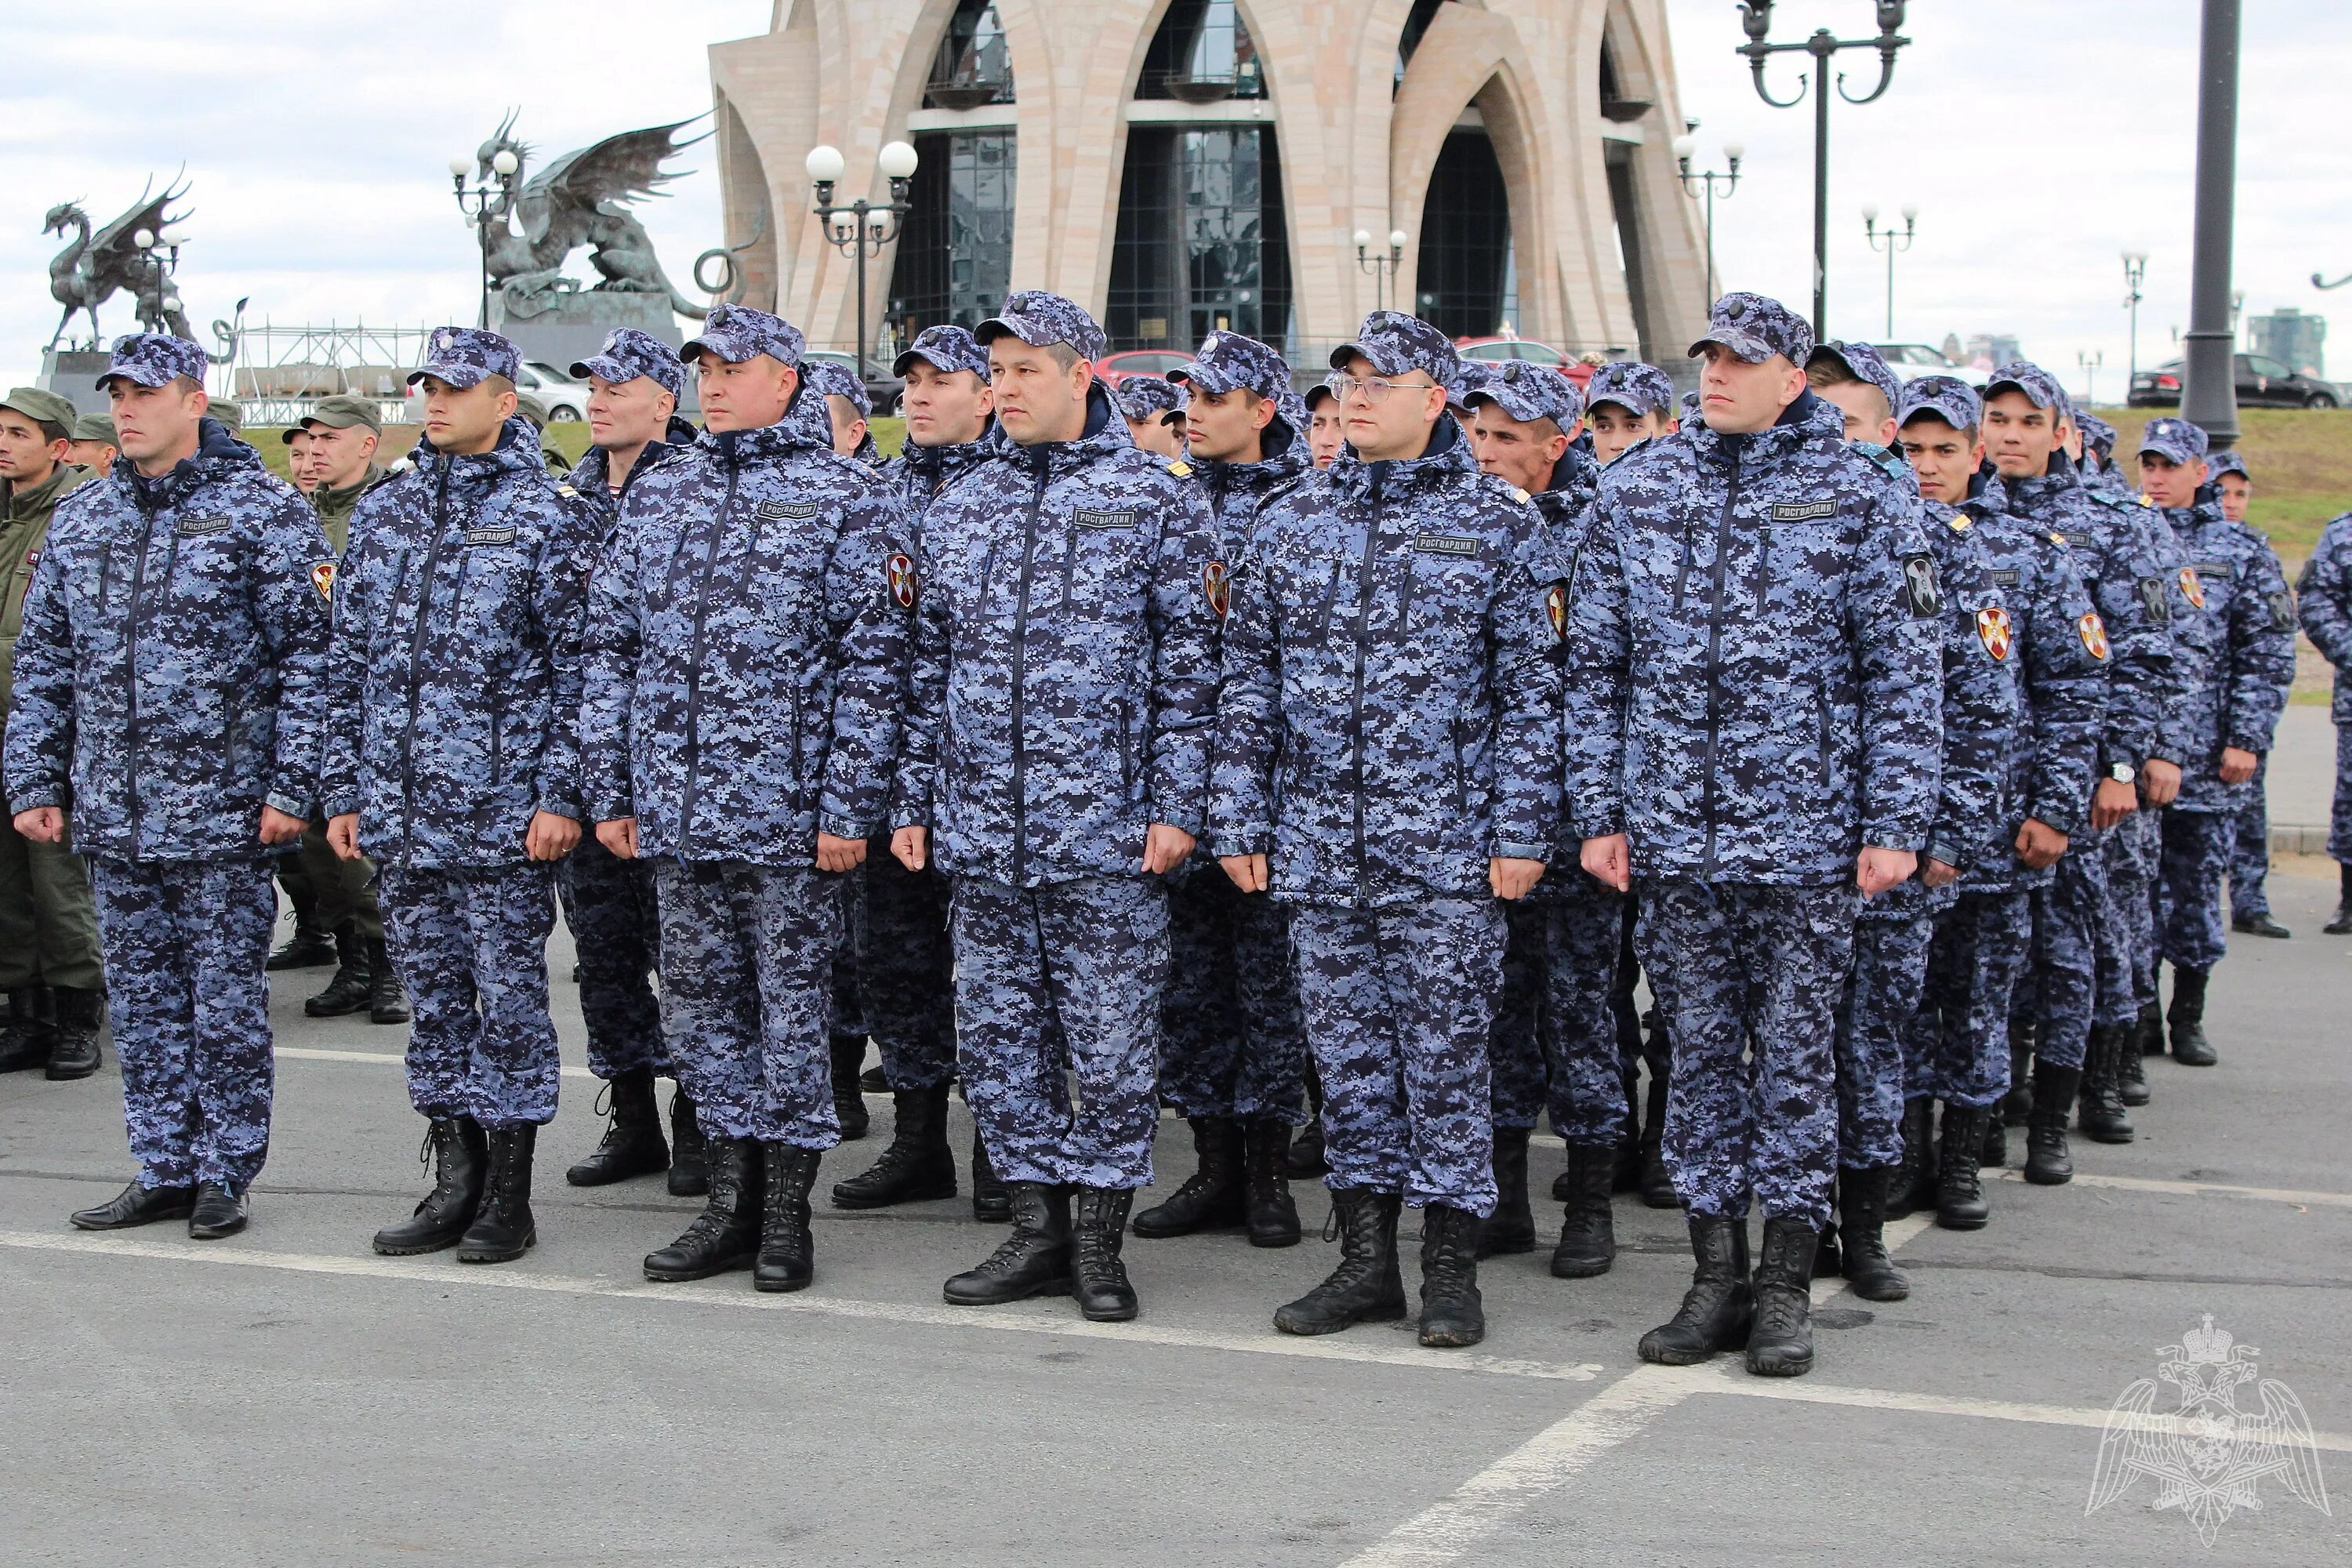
[
  {"x1": 806, "y1": 140, "x2": 921, "y2": 390},
  {"x1": 449, "y1": 148, "x2": 520, "y2": 331},
  {"x1": 1860, "y1": 201, "x2": 1916, "y2": 339},
  {"x1": 1354, "y1": 229, "x2": 1407, "y2": 314},
  {"x1": 1671, "y1": 132, "x2": 1743, "y2": 310}
]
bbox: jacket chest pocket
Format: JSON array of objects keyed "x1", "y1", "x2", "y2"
[
  {"x1": 1751, "y1": 511, "x2": 1843, "y2": 612},
  {"x1": 1281, "y1": 549, "x2": 1351, "y2": 646},
  {"x1": 1399, "y1": 547, "x2": 1485, "y2": 638},
  {"x1": 452, "y1": 540, "x2": 532, "y2": 646},
  {"x1": 753, "y1": 517, "x2": 829, "y2": 630},
  {"x1": 1054, "y1": 517, "x2": 1147, "y2": 620}
]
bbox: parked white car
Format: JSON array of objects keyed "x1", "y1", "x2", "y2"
[
  {"x1": 401, "y1": 361, "x2": 588, "y2": 425},
  {"x1": 1872, "y1": 343, "x2": 1991, "y2": 389}
]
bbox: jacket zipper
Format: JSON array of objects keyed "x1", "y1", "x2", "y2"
[
  {"x1": 119, "y1": 503, "x2": 161, "y2": 848},
  {"x1": 1007, "y1": 455, "x2": 1049, "y2": 885},
  {"x1": 396, "y1": 459, "x2": 458, "y2": 862},
  {"x1": 1699, "y1": 445, "x2": 1743, "y2": 877},
  {"x1": 1348, "y1": 481, "x2": 1383, "y2": 888},
  {"x1": 674, "y1": 456, "x2": 740, "y2": 858}
]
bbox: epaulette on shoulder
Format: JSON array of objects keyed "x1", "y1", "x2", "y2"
[
  {"x1": 1167, "y1": 459, "x2": 1193, "y2": 478},
  {"x1": 1510, "y1": 485, "x2": 1531, "y2": 503},
  {"x1": 1854, "y1": 442, "x2": 1912, "y2": 484},
  {"x1": 554, "y1": 482, "x2": 578, "y2": 499},
  {"x1": 1945, "y1": 513, "x2": 1971, "y2": 532},
  {"x1": 2047, "y1": 531, "x2": 2069, "y2": 548}
]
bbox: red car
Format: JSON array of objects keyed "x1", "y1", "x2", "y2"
[
  {"x1": 1093, "y1": 350, "x2": 1195, "y2": 388},
  {"x1": 1454, "y1": 336, "x2": 1598, "y2": 390}
]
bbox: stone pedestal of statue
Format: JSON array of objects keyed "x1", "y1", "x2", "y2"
[
  {"x1": 489, "y1": 291, "x2": 683, "y2": 381},
  {"x1": 37, "y1": 350, "x2": 116, "y2": 416}
]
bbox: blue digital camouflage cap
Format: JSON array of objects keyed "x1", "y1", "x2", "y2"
[
  {"x1": 1896, "y1": 374, "x2": 1982, "y2": 434},
  {"x1": 1688, "y1": 291, "x2": 1812, "y2": 365},
  {"x1": 1983, "y1": 359, "x2": 2066, "y2": 411},
  {"x1": 1810, "y1": 340, "x2": 1903, "y2": 412},
  {"x1": 1330, "y1": 310, "x2": 1459, "y2": 382},
  {"x1": 893, "y1": 323, "x2": 991, "y2": 379},
  {"x1": 2074, "y1": 407, "x2": 2118, "y2": 456},
  {"x1": 1303, "y1": 382, "x2": 1334, "y2": 409},
  {"x1": 1276, "y1": 387, "x2": 1310, "y2": 434},
  {"x1": 1679, "y1": 390, "x2": 1703, "y2": 423},
  {"x1": 2206, "y1": 448, "x2": 2249, "y2": 482},
  {"x1": 975, "y1": 290, "x2": 1109, "y2": 364},
  {"x1": 571, "y1": 325, "x2": 686, "y2": 400},
  {"x1": 1170, "y1": 330, "x2": 1290, "y2": 401},
  {"x1": 681, "y1": 303, "x2": 806, "y2": 368},
  {"x1": 1111, "y1": 374, "x2": 1185, "y2": 423},
  {"x1": 96, "y1": 332, "x2": 209, "y2": 389},
  {"x1": 801, "y1": 358, "x2": 871, "y2": 417},
  {"x1": 1583, "y1": 360, "x2": 1675, "y2": 419},
  {"x1": 2138, "y1": 414, "x2": 2210, "y2": 465},
  {"x1": 408, "y1": 325, "x2": 521, "y2": 390},
  {"x1": 1446, "y1": 358, "x2": 1496, "y2": 413},
  {"x1": 1466, "y1": 357, "x2": 1584, "y2": 427}
]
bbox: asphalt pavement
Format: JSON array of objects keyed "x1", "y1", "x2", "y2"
[{"x1": 2, "y1": 862, "x2": 2347, "y2": 1567}]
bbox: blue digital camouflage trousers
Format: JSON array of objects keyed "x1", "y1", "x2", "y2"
[
  {"x1": 2100, "y1": 811, "x2": 2158, "y2": 1028},
  {"x1": 2158, "y1": 808, "x2": 2234, "y2": 974},
  {"x1": 1911, "y1": 890, "x2": 2033, "y2": 1109},
  {"x1": 557, "y1": 833, "x2": 666, "y2": 1080},
  {"x1": 652, "y1": 859, "x2": 841, "y2": 1147},
  {"x1": 1833, "y1": 913, "x2": 1934, "y2": 1168},
  {"x1": 2227, "y1": 753, "x2": 2272, "y2": 918},
  {"x1": 2029, "y1": 851, "x2": 2101, "y2": 1072},
  {"x1": 1635, "y1": 880, "x2": 1854, "y2": 1229},
  {"x1": 90, "y1": 856, "x2": 278, "y2": 1192},
  {"x1": 379, "y1": 863, "x2": 561, "y2": 1130},
  {"x1": 832, "y1": 864, "x2": 866, "y2": 1047},
  {"x1": 1490, "y1": 902, "x2": 1548, "y2": 1130},
  {"x1": 858, "y1": 837, "x2": 956, "y2": 1091},
  {"x1": 2333, "y1": 724, "x2": 2352, "y2": 866},
  {"x1": 1160, "y1": 870, "x2": 1308, "y2": 1123},
  {"x1": 1288, "y1": 897, "x2": 1504, "y2": 1218},
  {"x1": 953, "y1": 875, "x2": 1167, "y2": 1190},
  {"x1": 1491, "y1": 882, "x2": 1628, "y2": 1145}
]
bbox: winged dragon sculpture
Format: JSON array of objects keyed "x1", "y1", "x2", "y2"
[{"x1": 42, "y1": 175, "x2": 244, "y2": 360}]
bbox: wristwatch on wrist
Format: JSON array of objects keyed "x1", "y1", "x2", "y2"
[{"x1": 2107, "y1": 762, "x2": 2137, "y2": 783}]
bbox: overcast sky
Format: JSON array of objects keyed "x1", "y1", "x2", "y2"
[{"x1": 2, "y1": 2, "x2": 2344, "y2": 399}]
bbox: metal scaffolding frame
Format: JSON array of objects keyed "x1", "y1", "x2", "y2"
[{"x1": 220, "y1": 320, "x2": 436, "y2": 426}]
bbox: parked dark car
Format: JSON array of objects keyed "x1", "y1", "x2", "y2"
[
  {"x1": 2129, "y1": 354, "x2": 2339, "y2": 409},
  {"x1": 804, "y1": 349, "x2": 906, "y2": 416}
]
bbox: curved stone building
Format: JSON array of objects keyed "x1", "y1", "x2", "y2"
[{"x1": 710, "y1": 0, "x2": 1707, "y2": 369}]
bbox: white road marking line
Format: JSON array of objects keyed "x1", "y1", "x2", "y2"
[
  {"x1": 274, "y1": 1046, "x2": 599, "y2": 1080},
  {"x1": 1991, "y1": 1167, "x2": 2352, "y2": 1209},
  {"x1": 1335, "y1": 1364, "x2": 1695, "y2": 1568},
  {"x1": 0, "y1": 1229, "x2": 1602, "y2": 1386},
  {"x1": 1810, "y1": 1211, "x2": 1933, "y2": 1305}
]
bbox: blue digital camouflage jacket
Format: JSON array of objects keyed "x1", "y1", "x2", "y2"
[{"x1": 2151, "y1": 492, "x2": 2295, "y2": 811}]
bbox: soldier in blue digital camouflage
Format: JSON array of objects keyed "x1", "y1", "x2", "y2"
[
  {"x1": 1463, "y1": 355, "x2": 1634, "y2": 1279},
  {"x1": 2067, "y1": 407, "x2": 2132, "y2": 504},
  {"x1": 891, "y1": 290, "x2": 1219, "y2": 1323},
  {"x1": 1582, "y1": 360, "x2": 1679, "y2": 469},
  {"x1": 1566, "y1": 293, "x2": 1942, "y2": 1378},
  {"x1": 6, "y1": 332, "x2": 335, "y2": 1240},
  {"x1": 2204, "y1": 451, "x2": 2290, "y2": 940},
  {"x1": 583, "y1": 304, "x2": 912, "y2": 1295},
  {"x1": 2134, "y1": 417, "x2": 2296, "y2": 1069},
  {"x1": 2296, "y1": 506, "x2": 2352, "y2": 935},
  {"x1": 834, "y1": 323, "x2": 1000, "y2": 1218},
  {"x1": 1112, "y1": 373, "x2": 1187, "y2": 459},
  {"x1": 1123, "y1": 329, "x2": 1314, "y2": 1252},
  {"x1": 800, "y1": 357, "x2": 881, "y2": 466},
  {"x1": 1886, "y1": 376, "x2": 2103, "y2": 1229},
  {"x1": 554, "y1": 325, "x2": 707, "y2": 1194},
  {"x1": 1302, "y1": 383, "x2": 1345, "y2": 470},
  {"x1": 322, "y1": 327, "x2": 596, "y2": 1265},
  {"x1": 1213, "y1": 310, "x2": 1561, "y2": 1350}
]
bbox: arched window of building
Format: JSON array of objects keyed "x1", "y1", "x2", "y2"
[
  {"x1": 1417, "y1": 128, "x2": 1512, "y2": 339},
  {"x1": 924, "y1": 0, "x2": 1014, "y2": 108},
  {"x1": 1107, "y1": 2, "x2": 1290, "y2": 350}
]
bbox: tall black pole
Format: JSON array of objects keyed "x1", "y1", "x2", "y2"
[
  {"x1": 854, "y1": 202, "x2": 870, "y2": 387},
  {"x1": 1811, "y1": 36, "x2": 1831, "y2": 336},
  {"x1": 2182, "y1": 0, "x2": 2241, "y2": 446}
]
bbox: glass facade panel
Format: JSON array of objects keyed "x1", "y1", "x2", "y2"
[
  {"x1": 1136, "y1": 0, "x2": 1266, "y2": 101},
  {"x1": 925, "y1": 0, "x2": 1014, "y2": 107},
  {"x1": 890, "y1": 131, "x2": 1018, "y2": 335},
  {"x1": 1415, "y1": 129, "x2": 1511, "y2": 339},
  {"x1": 1107, "y1": 126, "x2": 1289, "y2": 350}
]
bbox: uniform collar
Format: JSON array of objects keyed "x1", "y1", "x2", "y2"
[
  {"x1": 119, "y1": 417, "x2": 263, "y2": 510},
  {"x1": 1685, "y1": 389, "x2": 1841, "y2": 470},
  {"x1": 1011, "y1": 384, "x2": 1127, "y2": 477},
  {"x1": 1325, "y1": 407, "x2": 1475, "y2": 503},
  {"x1": 2, "y1": 460, "x2": 90, "y2": 521}
]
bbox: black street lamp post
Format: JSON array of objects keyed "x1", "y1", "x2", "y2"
[
  {"x1": 2122, "y1": 249, "x2": 2149, "y2": 384},
  {"x1": 1861, "y1": 201, "x2": 1915, "y2": 339},
  {"x1": 2181, "y1": 0, "x2": 2242, "y2": 447},
  {"x1": 130, "y1": 222, "x2": 189, "y2": 333},
  {"x1": 1671, "y1": 130, "x2": 1743, "y2": 310},
  {"x1": 449, "y1": 149, "x2": 519, "y2": 331},
  {"x1": 807, "y1": 141, "x2": 921, "y2": 389},
  {"x1": 1355, "y1": 229, "x2": 1406, "y2": 314},
  {"x1": 1737, "y1": 1, "x2": 1912, "y2": 339}
]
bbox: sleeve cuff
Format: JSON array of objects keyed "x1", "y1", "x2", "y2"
[
  {"x1": 266, "y1": 790, "x2": 312, "y2": 819},
  {"x1": 818, "y1": 810, "x2": 872, "y2": 840},
  {"x1": 1494, "y1": 839, "x2": 1551, "y2": 862}
]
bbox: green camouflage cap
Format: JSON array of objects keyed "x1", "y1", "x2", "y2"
[
  {"x1": 71, "y1": 412, "x2": 118, "y2": 444},
  {"x1": 514, "y1": 392, "x2": 551, "y2": 431},
  {"x1": 0, "y1": 387, "x2": 78, "y2": 434},
  {"x1": 296, "y1": 394, "x2": 383, "y2": 437},
  {"x1": 209, "y1": 397, "x2": 244, "y2": 433}
]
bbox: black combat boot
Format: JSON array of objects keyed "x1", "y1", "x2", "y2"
[
  {"x1": 943, "y1": 1181, "x2": 1073, "y2": 1305},
  {"x1": 2078, "y1": 1025, "x2": 2136, "y2": 1145},
  {"x1": 1812, "y1": 1178, "x2": 1843, "y2": 1280},
  {"x1": 1638, "y1": 1216, "x2": 1753, "y2": 1365},
  {"x1": 305, "y1": 929, "x2": 372, "y2": 1018},
  {"x1": 831, "y1": 1082, "x2": 956, "y2": 1208},
  {"x1": 71, "y1": 1180, "x2": 197, "y2": 1230},
  {"x1": 1286, "y1": 1116, "x2": 1329, "y2": 1178},
  {"x1": 367, "y1": 938, "x2": 409, "y2": 1025},
  {"x1": 829, "y1": 1036, "x2": 870, "y2": 1140},
  {"x1": 2117, "y1": 1012, "x2": 2152, "y2": 1106},
  {"x1": 969, "y1": 1130, "x2": 1011, "y2": 1221},
  {"x1": 1417, "y1": 1204, "x2": 1485, "y2": 1348},
  {"x1": 564, "y1": 1066, "x2": 669, "y2": 1187},
  {"x1": 2136, "y1": 996, "x2": 2165, "y2": 1055},
  {"x1": 2327, "y1": 862, "x2": 2352, "y2": 935},
  {"x1": 753, "y1": 1143, "x2": 820, "y2": 1293},
  {"x1": 1886, "y1": 1098, "x2": 1936, "y2": 1220},
  {"x1": 2023, "y1": 1060, "x2": 2081, "y2": 1185},
  {"x1": 1746, "y1": 1217, "x2": 1818, "y2": 1377},
  {"x1": 372, "y1": 1116, "x2": 488, "y2": 1254},
  {"x1": 45, "y1": 986, "x2": 103, "y2": 1081},
  {"x1": 1072, "y1": 1188, "x2": 1138, "y2": 1321},
  {"x1": 1837, "y1": 1167, "x2": 1908, "y2": 1302},
  {"x1": 1981, "y1": 1109, "x2": 2008, "y2": 1171},
  {"x1": 1637, "y1": 1073, "x2": 1679, "y2": 1209},
  {"x1": 267, "y1": 895, "x2": 336, "y2": 970},
  {"x1": 1549, "y1": 1142, "x2": 1617, "y2": 1279},
  {"x1": 1477, "y1": 1127, "x2": 1536, "y2": 1258},
  {"x1": 666, "y1": 1087, "x2": 710, "y2": 1197},
  {"x1": 2233, "y1": 908, "x2": 2291, "y2": 938},
  {"x1": 1242, "y1": 1118, "x2": 1301, "y2": 1247},
  {"x1": 0, "y1": 985, "x2": 49, "y2": 1073},
  {"x1": 1131, "y1": 1116, "x2": 1244, "y2": 1238},
  {"x1": 2000, "y1": 1042, "x2": 2034, "y2": 1128},
  {"x1": 1272, "y1": 1189, "x2": 1406, "y2": 1335},
  {"x1": 456, "y1": 1125, "x2": 538, "y2": 1263},
  {"x1": 644, "y1": 1137, "x2": 764, "y2": 1281},
  {"x1": 2168, "y1": 966, "x2": 2217, "y2": 1065},
  {"x1": 858, "y1": 1062, "x2": 891, "y2": 1093},
  {"x1": 187, "y1": 1180, "x2": 248, "y2": 1240},
  {"x1": 1935, "y1": 1104, "x2": 1992, "y2": 1230}
]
